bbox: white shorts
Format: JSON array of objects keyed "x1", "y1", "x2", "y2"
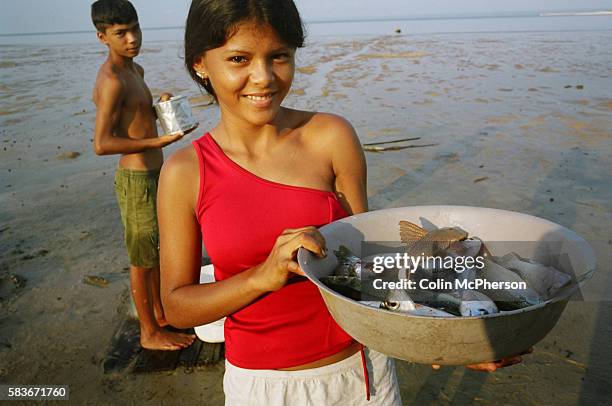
[{"x1": 223, "y1": 347, "x2": 402, "y2": 406}]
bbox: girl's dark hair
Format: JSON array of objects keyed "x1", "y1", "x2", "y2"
[
  {"x1": 184, "y1": 0, "x2": 305, "y2": 98},
  {"x1": 91, "y1": 0, "x2": 138, "y2": 33}
]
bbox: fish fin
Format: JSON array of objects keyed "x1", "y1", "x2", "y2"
[{"x1": 399, "y1": 220, "x2": 428, "y2": 243}]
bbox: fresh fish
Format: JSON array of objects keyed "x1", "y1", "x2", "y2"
[
  {"x1": 362, "y1": 251, "x2": 411, "y2": 283},
  {"x1": 320, "y1": 275, "x2": 362, "y2": 301},
  {"x1": 334, "y1": 245, "x2": 409, "y2": 279},
  {"x1": 399, "y1": 220, "x2": 469, "y2": 280},
  {"x1": 475, "y1": 258, "x2": 543, "y2": 309},
  {"x1": 410, "y1": 304, "x2": 456, "y2": 317},
  {"x1": 496, "y1": 252, "x2": 572, "y2": 299},
  {"x1": 380, "y1": 289, "x2": 455, "y2": 317},
  {"x1": 446, "y1": 238, "x2": 483, "y2": 258},
  {"x1": 360, "y1": 300, "x2": 383, "y2": 309},
  {"x1": 326, "y1": 222, "x2": 566, "y2": 315},
  {"x1": 381, "y1": 288, "x2": 416, "y2": 312},
  {"x1": 441, "y1": 238, "x2": 485, "y2": 279},
  {"x1": 333, "y1": 245, "x2": 362, "y2": 278},
  {"x1": 458, "y1": 290, "x2": 499, "y2": 316},
  {"x1": 472, "y1": 237, "x2": 494, "y2": 258},
  {"x1": 362, "y1": 297, "x2": 454, "y2": 317},
  {"x1": 399, "y1": 220, "x2": 468, "y2": 257},
  {"x1": 409, "y1": 289, "x2": 498, "y2": 317}
]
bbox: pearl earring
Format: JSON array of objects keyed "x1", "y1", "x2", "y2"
[{"x1": 196, "y1": 71, "x2": 210, "y2": 87}]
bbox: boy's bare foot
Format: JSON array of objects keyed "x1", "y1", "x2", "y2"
[{"x1": 140, "y1": 328, "x2": 196, "y2": 351}]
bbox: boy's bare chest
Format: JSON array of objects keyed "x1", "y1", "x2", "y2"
[{"x1": 122, "y1": 74, "x2": 153, "y2": 112}]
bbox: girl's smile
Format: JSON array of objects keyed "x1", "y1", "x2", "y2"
[{"x1": 244, "y1": 92, "x2": 276, "y2": 108}]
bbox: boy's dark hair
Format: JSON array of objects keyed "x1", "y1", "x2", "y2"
[
  {"x1": 184, "y1": 0, "x2": 305, "y2": 98},
  {"x1": 91, "y1": 0, "x2": 139, "y2": 33}
]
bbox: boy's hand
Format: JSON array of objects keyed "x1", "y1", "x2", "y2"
[
  {"x1": 159, "y1": 92, "x2": 173, "y2": 102},
  {"x1": 152, "y1": 93, "x2": 173, "y2": 119},
  {"x1": 431, "y1": 348, "x2": 533, "y2": 372},
  {"x1": 158, "y1": 132, "x2": 185, "y2": 147},
  {"x1": 183, "y1": 122, "x2": 199, "y2": 136},
  {"x1": 158, "y1": 123, "x2": 199, "y2": 147}
]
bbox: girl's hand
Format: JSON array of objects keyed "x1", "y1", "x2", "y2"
[
  {"x1": 431, "y1": 348, "x2": 533, "y2": 372},
  {"x1": 254, "y1": 226, "x2": 327, "y2": 292}
]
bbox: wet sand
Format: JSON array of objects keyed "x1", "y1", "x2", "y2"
[{"x1": 1, "y1": 30, "x2": 611, "y2": 404}]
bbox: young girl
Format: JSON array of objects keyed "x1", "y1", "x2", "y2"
[{"x1": 157, "y1": 0, "x2": 402, "y2": 404}]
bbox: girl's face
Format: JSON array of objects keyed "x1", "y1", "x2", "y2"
[{"x1": 194, "y1": 20, "x2": 296, "y2": 127}]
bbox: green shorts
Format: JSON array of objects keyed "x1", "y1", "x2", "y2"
[{"x1": 114, "y1": 167, "x2": 161, "y2": 268}]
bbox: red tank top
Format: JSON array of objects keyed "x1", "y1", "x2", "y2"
[{"x1": 192, "y1": 133, "x2": 354, "y2": 369}]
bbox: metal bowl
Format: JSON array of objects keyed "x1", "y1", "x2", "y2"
[{"x1": 297, "y1": 205, "x2": 596, "y2": 365}]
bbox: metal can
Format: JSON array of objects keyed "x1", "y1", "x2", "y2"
[{"x1": 154, "y1": 95, "x2": 199, "y2": 135}]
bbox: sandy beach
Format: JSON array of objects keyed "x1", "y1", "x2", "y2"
[{"x1": 1, "y1": 26, "x2": 611, "y2": 404}]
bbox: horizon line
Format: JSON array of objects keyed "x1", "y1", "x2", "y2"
[{"x1": 1, "y1": 9, "x2": 610, "y2": 37}]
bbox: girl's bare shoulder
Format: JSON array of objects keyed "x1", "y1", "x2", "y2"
[
  {"x1": 159, "y1": 143, "x2": 199, "y2": 195},
  {"x1": 305, "y1": 111, "x2": 350, "y2": 128},
  {"x1": 163, "y1": 144, "x2": 198, "y2": 171},
  {"x1": 297, "y1": 110, "x2": 361, "y2": 154}
]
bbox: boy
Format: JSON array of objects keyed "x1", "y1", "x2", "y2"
[{"x1": 91, "y1": 0, "x2": 196, "y2": 350}]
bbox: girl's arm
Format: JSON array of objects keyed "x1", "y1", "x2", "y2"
[{"x1": 323, "y1": 114, "x2": 369, "y2": 215}]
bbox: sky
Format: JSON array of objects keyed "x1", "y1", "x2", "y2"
[{"x1": 0, "y1": 0, "x2": 611, "y2": 35}]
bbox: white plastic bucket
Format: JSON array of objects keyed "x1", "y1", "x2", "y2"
[{"x1": 194, "y1": 264, "x2": 226, "y2": 343}]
